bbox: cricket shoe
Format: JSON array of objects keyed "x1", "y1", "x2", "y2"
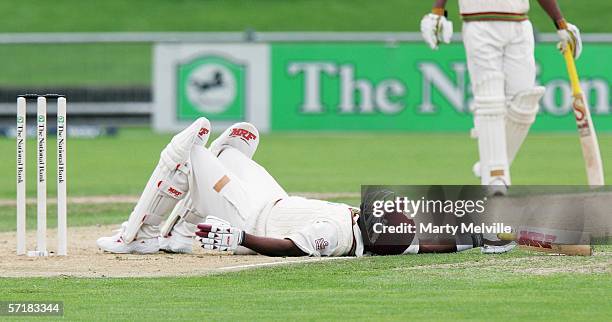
[
  {"x1": 472, "y1": 161, "x2": 481, "y2": 178},
  {"x1": 486, "y1": 178, "x2": 508, "y2": 196},
  {"x1": 159, "y1": 233, "x2": 193, "y2": 254},
  {"x1": 481, "y1": 241, "x2": 516, "y2": 254},
  {"x1": 473, "y1": 162, "x2": 508, "y2": 195},
  {"x1": 97, "y1": 223, "x2": 159, "y2": 254},
  {"x1": 210, "y1": 122, "x2": 259, "y2": 158}
]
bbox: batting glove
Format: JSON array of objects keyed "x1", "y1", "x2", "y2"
[
  {"x1": 420, "y1": 8, "x2": 453, "y2": 50},
  {"x1": 196, "y1": 223, "x2": 245, "y2": 252},
  {"x1": 557, "y1": 20, "x2": 582, "y2": 59}
]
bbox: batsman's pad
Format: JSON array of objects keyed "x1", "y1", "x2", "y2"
[
  {"x1": 505, "y1": 87, "x2": 545, "y2": 164},
  {"x1": 122, "y1": 162, "x2": 190, "y2": 241},
  {"x1": 472, "y1": 73, "x2": 510, "y2": 185},
  {"x1": 160, "y1": 193, "x2": 206, "y2": 237},
  {"x1": 209, "y1": 122, "x2": 259, "y2": 159},
  {"x1": 121, "y1": 118, "x2": 211, "y2": 242}
]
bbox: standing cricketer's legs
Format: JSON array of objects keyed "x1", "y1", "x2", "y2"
[
  {"x1": 470, "y1": 21, "x2": 546, "y2": 180},
  {"x1": 503, "y1": 20, "x2": 545, "y2": 165},
  {"x1": 96, "y1": 118, "x2": 211, "y2": 254},
  {"x1": 464, "y1": 21, "x2": 510, "y2": 187}
]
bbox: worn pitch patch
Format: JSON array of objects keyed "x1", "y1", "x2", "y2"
[{"x1": 0, "y1": 225, "x2": 352, "y2": 278}]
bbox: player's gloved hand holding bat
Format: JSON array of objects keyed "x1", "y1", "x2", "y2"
[
  {"x1": 196, "y1": 223, "x2": 245, "y2": 252},
  {"x1": 556, "y1": 19, "x2": 582, "y2": 59},
  {"x1": 420, "y1": 7, "x2": 453, "y2": 50}
]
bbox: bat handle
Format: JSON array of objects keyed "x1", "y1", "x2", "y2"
[{"x1": 563, "y1": 44, "x2": 582, "y2": 95}]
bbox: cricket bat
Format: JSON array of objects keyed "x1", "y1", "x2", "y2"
[
  {"x1": 498, "y1": 226, "x2": 593, "y2": 256},
  {"x1": 563, "y1": 46, "x2": 605, "y2": 186}
]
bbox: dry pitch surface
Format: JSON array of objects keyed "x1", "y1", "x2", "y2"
[
  {"x1": 1, "y1": 225, "x2": 610, "y2": 278},
  {"x1": 0, "y1": 193, "x2": 360, "y2": 278},
  {"x1": 0, "y1": 194, "x2": 610, "y2": 278},
  {"x1": 0, "y1": 226, "x2": 351, "y2": 278}
]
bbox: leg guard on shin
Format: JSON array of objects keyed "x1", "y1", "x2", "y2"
[
  {"x1": 159, "y1": 193, "x2": 206, "y2": 238},
  {"x1": 209, "y1": 122, "x2": 260, "y2": 158},
  {"x1": 505, "y1": 87, "x2": 545, "y2": 164},
  {"x1": 123, "y1": 162, "x2": 191, "y2": 241},
  {"x1": 472, "y1": 73, "x2": 510, "y2": 185},
  {"x1": 160, "y1": 193, "x2": 190, "y2": 238},
  {"x1": 120, "y1": 118, "x2": 211, "y2": 242}
]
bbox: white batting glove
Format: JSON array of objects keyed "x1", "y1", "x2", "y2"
[
  {"x1": 557, "y1": 21, "x2": 582, "y2": 59},
  {"x1": 196, "y1": 223, "x2": 245, "y2": 252},
  {"x1": 420, "y1": 11, "x2": 453, "y2": 50}
]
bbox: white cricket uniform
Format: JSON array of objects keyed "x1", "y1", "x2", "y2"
[
  {"x1": 188, "y1": 146, "x2": 362, "y2": 256},
  {"x1": 252, "y1": 197, "x2": 360, "y2": 256},
  {"x1": 457, "y1": 0, "x2": 541, "y2": 185},
  {"x1": 460, "y1": 0, "x2": 535, "y2": 97},
  {"x1": 459, "y1": 0, "x2": 529, "y2": 15}
]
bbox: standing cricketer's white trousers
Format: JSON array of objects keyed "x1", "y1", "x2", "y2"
[
  {"x1": 463, "y1": 20, "x2": 542, "y2": 185},
  {"x1": 188, "y1": 145, "x2": 288, "y2": 230},
  {"x1": 463, "y1": 20, "x2": 536, "y2": 97}
]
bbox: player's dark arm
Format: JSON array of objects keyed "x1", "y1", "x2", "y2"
[
  {"x1": 431, "y1": 0, "x2": 448, "y2": 15},
  {"x1": 537, "y1": 0, "x2": 582, "y2": 58},
  {"x1": 241, "y1": 233, "x2": 307, "y2": 257},
  {"x1": 417, "y1": 234, "x2": 484, "y2": 253},
  {"x1": 536, "y1": 0, "x2": 565, "y2": 27},
  {"x1": 432, "y1": 0, "x2": 448, "y2": 9}
]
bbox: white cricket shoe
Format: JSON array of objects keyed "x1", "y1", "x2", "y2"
[
  {"x1": 473, "y1": 162, "x2": 508, "y2": 195},
  {"x1": 487, "y1": 178, "x2": 508, "y2": 196},
  {"x1": 481, "y1": 241, "x2": 517, "y2": 254},
  {"x1": 472, "y1": 161, "x2": 481, "y2": 178},
  {"x1": 159, "y1": 233, "x2": 193, "y2": 254},
  {"x1": 210, "y1": 122, "x2": 259, "y2": 158},
  {"x1": 97, "y1": 224, "x2": 159, "y2": 254}
]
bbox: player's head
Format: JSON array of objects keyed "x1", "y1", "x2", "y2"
[{"x1": 358, "y1": 189, "x2": 416, "y2": 255}]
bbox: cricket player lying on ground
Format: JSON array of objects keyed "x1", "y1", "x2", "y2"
[
  {"x1": 421, "y1": 0, "x2": 582, "y2": 190},
  {"x1": 97, "y1": 119, "x2": 492, "y2": 256}
]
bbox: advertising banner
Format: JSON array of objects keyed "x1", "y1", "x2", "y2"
[
  {"x1": 271, "y1": 43, "x2": 611, "y2": 132},
  {"x1": 153, "y1": 41, "x2": 611, "y2": 133},
  {"x1": 153, "y1": 44, "x2": 269, "y2": 132}
]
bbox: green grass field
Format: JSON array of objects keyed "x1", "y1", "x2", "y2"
[
  {"x1": 1, "y1": 131, "x2": 611, "y2": 320},
  {"x1": 1, "y1": 0, "x2": 610, "y2": 86},
  {"x1": 1, "y1": 1, "x2": 611, "y2": 320},
  {"x1": 2, "y1": 129, "x2": 610, "y2": 231},
  {"x1": 1, "y1": 129, "x2": 612, "y2": 199},
  {"x1": 1, "y1": 253, "x2": 610, "y2": 321},
  {"x1": 3, "y1": 0, "x2": 611, "y2": 32}
]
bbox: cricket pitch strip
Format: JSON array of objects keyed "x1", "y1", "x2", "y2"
[
  {"x1": 0, "y1": 225, "x2": 354, "y2": 278},
  {"x1": 1, "y1": 225, "x2": 609, "y2": 278}
]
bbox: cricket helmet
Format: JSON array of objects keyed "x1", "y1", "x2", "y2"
[{"x1": 358, "y1": 188, "x2": 416, "y2": 255}]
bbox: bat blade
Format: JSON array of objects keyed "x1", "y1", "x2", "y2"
[
  {"x1": 519, "y1": 244, "x2": 592, "y2": 256},
  {"x1": 498, "y1": 227, "x2": 593, "y2": 256},
  {"x1": 571, "y1": 93, "x2": 605, "y2": 186},
  {"x1": 563, "y1": 49, "x2": 605, "y2": 186}
]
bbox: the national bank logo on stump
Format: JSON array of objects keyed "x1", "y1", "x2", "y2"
[{"x1": 177, "y1": 55, "x2": 246, "y2": 121}]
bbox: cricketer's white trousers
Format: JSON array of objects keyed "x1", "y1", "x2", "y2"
[
  {"x1": 188, "y1": 145, "x2": 288, "y2": 231},
  {"x1": 463, "y1": 20, "x2": 536, "y2": 98}
]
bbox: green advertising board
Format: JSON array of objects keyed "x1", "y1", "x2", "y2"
[
  {"x1": 271, "y1": 43, "x2": 612, "y2": 132},
  {"x1": 177, "y1": 55, "x2": 246, "y2": 121}
]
